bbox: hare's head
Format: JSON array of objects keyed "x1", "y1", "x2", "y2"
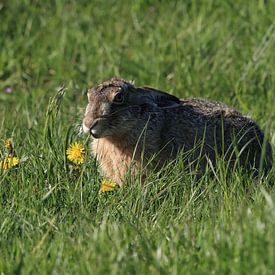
[{"x1": 82, "y1": 77, "x2": 180, "y2": 139}]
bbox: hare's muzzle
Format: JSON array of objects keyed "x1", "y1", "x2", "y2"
[
  {"x1": 90, "y1": 120, "x2": 100, "y2": 138},
  {"x1": 90, "y1": 118, "x2": 109, "y2": 139}
]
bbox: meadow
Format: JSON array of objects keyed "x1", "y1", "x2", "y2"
[{"x1": 0, "y1": 0, "x2": 275, "y2": 274}]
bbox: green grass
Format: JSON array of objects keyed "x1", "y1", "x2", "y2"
[{"x1": 0, "y1": 0, "x2": 275, "y2": 274}]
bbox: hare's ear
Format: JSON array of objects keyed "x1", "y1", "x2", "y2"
[{"x1": 136, "y1": 86, "x2": 181, "y2": 107}]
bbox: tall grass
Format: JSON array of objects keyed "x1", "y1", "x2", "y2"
[{"x1": 0, "y1": 1, "x2": 274, "y2": 274}]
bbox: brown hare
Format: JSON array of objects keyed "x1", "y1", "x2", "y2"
[{"x1": 82, "y1": 77, "x2": 273, "y2": 185}]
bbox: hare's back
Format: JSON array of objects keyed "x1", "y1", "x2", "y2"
[
  {"x1": 180, "y1": 98, "x2": 242, "y2": 117},
  {"x1": 167, "y1": 98, "x2": 272, "y2": 174},
  {"x1": 177, "y1": 98, "x2": 258, "y2": 136}
]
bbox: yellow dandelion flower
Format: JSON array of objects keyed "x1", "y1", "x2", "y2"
[
  {"x1": 0, "y1": 156, "x2": 20, "y2": 170},
  {"x1": 3, "y1": 139, "x2": 13, "y2": 151},
  {"x1": 66, "y1": 142, "x2": 85, "y2": 165},
  {"x1": 100, "y1": 180, "x2": 117, "y2": 193}
]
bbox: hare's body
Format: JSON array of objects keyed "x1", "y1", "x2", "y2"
[{"x1": 83, "y1": 78, "x2": 272, "y2": 184}]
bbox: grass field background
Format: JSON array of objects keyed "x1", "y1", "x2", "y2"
[{"x1": 0, "y1": 1, "x2": 275, "y2": 274}]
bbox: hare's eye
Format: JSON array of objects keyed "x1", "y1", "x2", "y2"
[{"x1": 113, "y1": 92, "x2": 124, "y2": 104}]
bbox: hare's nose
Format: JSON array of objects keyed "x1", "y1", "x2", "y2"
[
  {"x1": 90, "y1": 120, "x2": 100, "y2": 138},
  {"x1": 90, "y1": 120, "x2": 98, "y2": 131}
]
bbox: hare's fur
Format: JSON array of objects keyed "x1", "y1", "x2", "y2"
[{"x1": 83, "y1": 78, "x2": 273, "y2": 185}]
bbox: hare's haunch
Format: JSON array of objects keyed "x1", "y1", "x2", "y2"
[{"x1": 82, "y1": 77, "x2": 272, "y2": 184}]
